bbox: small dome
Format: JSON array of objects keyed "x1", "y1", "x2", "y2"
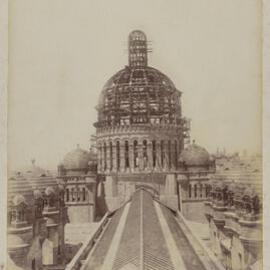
[
  {"x1": 58, "y1": 184, "x2": 64, "y2": 191},
  {"x1": 19, "y1": 159, "x2": 51, "y2": 178},
  {"x1": 46, "y1": 217, "x2": 57, "y2": 226},
  {"x1": 8, "y1": 175, "x2": 33, "y2": 208},
  {"x1": 243, "y1": 186, "x2": 257, "y2": 198},
  {"x1": 7, "y1": 254, "x2": 24, "y2": 270},
  {"x1": 228, "y1": 182, "x2": 238, "y2": 192},
  {"x1": 33, "y1": 189, "x2": 43, "y2": 199},
  {"x1": 45, "y1": 186, "x2": 55, "y2": 196},
  {"x1": 63, "y1": 145, "x2": 97, "y2": 170},
  {"x1": 12, "y1": 194, "x2": 26, "y2": 206},
  {"x1": 179, "y1": 141, "x2": 210, "y2": 166},
  {"x1": 7, "y1": 234, "x2": 27, "y2": 248}
]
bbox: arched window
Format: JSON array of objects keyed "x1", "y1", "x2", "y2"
[
  {"x1": 116, "y1": 141, "x2": 120, "y2": 170},
  {"x1": 143, "y1": 140, "x2": 148, "y2": 168},
  {"x1": 82, "y1": 187, "x2": 86, "y2": 201},
  {"x1": 152, "y1": 140, "x2": 156, "y2": 167},
  {"x1": 168, "y1": 140, "x2": 172, "y2": 169},
  {"x1": 134, "y1": 140, "x2": 139, "y2": 168},
  {"x1": 103, "y1": 143, "x2": 107, "y2": 171},
  {"x1": 125, "y1": 141, "x2": 129, "y2": 169},
  {"x1": 194, "y1": 184, "x2": 197, "y2": 198},
  {"x1": 200, "y1": 184, "x2": 203, "y2": 198},
  {"x1": 109, "y1": 142, "x2": 113, "y2": 170},
  {"x1": 160, "y1": 140, "x2": 164, "y2": 168},
  {"x1": 189, "y1": 184, "x2": 192, "y2": 198},
  {"x1": 66, "y1": 189, "x2": 69, "y2": 202}
]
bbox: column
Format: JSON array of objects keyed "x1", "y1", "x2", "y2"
[
  {"x1": 171, "y1": 141, "x2": 176, "y2": 171},
  {"x1": 138, "y1": 140, "x2": 144, "y2": 171},
  {"x1": 106, "y1": 140, "x2": 111, "y2": 173},
  {"x1": 156, "y1": 140, "x2": 162, "y2": 171},
  {"x1": 101, "y1": 143, "x2": 105, "y2": 173},
  {"x1": 98, "y1": 143, "x2": 102, "y2": 173},
  {"x1": 164, "y1": 141, "x2": 169, "y2": 171},
  {"x1": 147, "y1": 141, "x2": 153, "y2": 171},
  {"x1": 203, "y1": 184, "x2": 206, "y2": 198},
  {"x1": 129, "y1": 140, "x2": 134, "y2": 173},
  {"x1": 120, "y1": 140, "x2": 125, "y2": 172},
  {"x1": 112, "y1": 142, "x2": 117, "y2": 172}
]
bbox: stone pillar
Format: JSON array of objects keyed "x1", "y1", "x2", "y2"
[
  {"x1": 178, "y1": 183, "x2": 183, "y2": 212},
  {"x1": 120, "y1": 141, "x2": 125, "y2": 173},
  {"x1": 42, "y1": 206, "x2": 60, "y2": 265},
  {"x1": 129, "y1": 141, "x2": 134, "y2": 173},
  {"x1": 97, "y1": 144, "x2": 102, "y2": 173},
  {"x1": 104, "y1": 175, "x2": 115, "y2": 197},
  {"x1": 147, "y1": 141, "x2": 153, "y2": 171},
  {"x1": 165, "y1": 174, "x2": 177, "y2": 195},
  {"x1": 100, "y1": 143, "x2": 104, "y2": 173},
  {"x1": 138, "y1": 140, "x2": 144, "y2": 171},
  {"x1": 160, "y1": 174, "x2": 178, "y2": 210},
  {"x1": 156, "y1": 140, "x2": 162, "y2": 171},
  {"x1": 106, "y1": 141, "x2": 111, "y2": 173},
  {"x1": 171, "y1": 141, "x2": 176, "y2": 171},
  {"x1": 112, "y1": 142, "x2": 117, "y2": 172},
  {"x1": 203, "y1": 184, "x2": 207, "y2": 198},
  {"x1": 164, "y1": 141, "x2": 169, "y2": 171},
  {"x1": 168, "y1": 140, "x2": 172, "y2": 171}
]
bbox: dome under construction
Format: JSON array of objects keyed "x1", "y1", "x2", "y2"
[{"x1": 95, "y1": 30, "x2": 190, "y2": 175}]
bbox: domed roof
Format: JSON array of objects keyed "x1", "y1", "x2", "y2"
[
  {"x1": 46, "y1": 217, "x2": 57, "y2": 226},
  {"x1": 19, "y1": 159, "x2": 51, "y2": 178},
  {"x1": 12, "y1": 194, "x2": 27, "y2": 206},
  {"x1": 45, "y1": 186, "x2": 56, "y2": 196},
  {"x1": 95, "y1": 30, "x2": 182, "y2": 128},
  {"x1": 33, "y1": 189, "x2": 43, "y2": 199},
  {"x1": 7, "y1": 255, "x2": 24, "y2": 270},
  {"x1": 101, "y1": 66, "x2": 176, "y2": 93},
  {"x1": 179, "y1": 141, "x2": 210, "y2": 166},
  {"x1": 63, "y1": 145, "x2": 97, "y2": 170},
  {"x1": 7, "y1": 234, "x2": 28, "y2": 248},
  {"x1": 8, "y1": 174, "x2": 34, "y2": 208}
]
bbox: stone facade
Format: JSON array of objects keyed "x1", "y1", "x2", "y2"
[
  {"x1": 7, "y1": 169, "x2": 67, "y2": 270},
  {"x1": 177, "y1": 142, "x2": 216, "y2": 223},
  {"x1": 94, "y1": 30, "x2": 196, "y2": 212},
  {"x1": 204, "y1": 173, "x2": 262, "y2": 270},
  {"x1": 57, "y1": 146, "x2": 98, "y2": 224}
]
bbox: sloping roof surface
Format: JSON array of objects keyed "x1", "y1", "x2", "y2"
[{"x1": 84, "y1": 189, "x2": 215, "y2": 270}]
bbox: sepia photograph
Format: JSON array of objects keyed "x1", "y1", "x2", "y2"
[{"x1": 1, "y1": 0, "x2": 265, "y2": 269}]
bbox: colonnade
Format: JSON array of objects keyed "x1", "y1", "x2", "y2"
[
  {"x1": 187, "y1": 183, "x2": 211, "y2": 199},
  {"x1": 97, "y1": 139, "x2": 181, "y2": 173},
  {"x1": 65, "y1": 187, "x2": 87, "y2": 202}
]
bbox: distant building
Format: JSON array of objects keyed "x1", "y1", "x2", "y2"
[
  {"x1": 205, "y1": 153, "x2": 262, "y2": 270},
  {"x1": 57, "y1": 145, "x2": 98, "y2": 224},
  {"x1": 7, "y1": 161, "x2": 67, "y2": 270}
]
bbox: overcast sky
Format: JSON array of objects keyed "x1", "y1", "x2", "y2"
[{"x1": 8, "y1": 0, "x2": 262, "y2": 170}]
